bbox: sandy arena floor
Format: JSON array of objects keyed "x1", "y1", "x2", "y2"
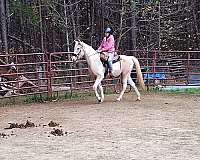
[{"x1": 0, "y1": 93, "x2": 200, "y2": 160}]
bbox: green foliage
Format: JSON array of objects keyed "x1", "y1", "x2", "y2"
[
  {"x1": 167, "y1": 88, "x2": 200, "y2": 94},
  {"x1": 151, "y1": 87, "x2": 200, "y2": 95},
  {"x1": 24, "y1": 94, "x2": 47, "y2": 103},
  {"x1": 10, "y1": 0, "x2": 39, "y2": 25},
  {"x1": 23, "y1": 91, "x2": 95, "y2": 104}
]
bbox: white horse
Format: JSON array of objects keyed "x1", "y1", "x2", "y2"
[{"x1": 72, "y1": 40, "x2": 145, "y2": 103}]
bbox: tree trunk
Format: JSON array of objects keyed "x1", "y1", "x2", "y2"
[
  {"x1": 39, "y1": 0, "x2": 44, "y2": 52},
  {"x1": 130, "y1": 0, "x2": 137, "y2": 50},
  {"x1": 116, "y1": 1, "x2": 125, "y2": 50},
  {"x1": 69, "y1": 0, "x2": 77, "y2": 39},
  {"x1": 0, "y1": 0, "x2": 8, "y2": 55},
  {"x1": 192, "y1": 0, "x2": 200, "y2": 49},
  {"x1": 63, "y1": 0, "x2": 70, "y2": 52},
  {"x1": 5, "y1": 0, "x2": 10, "y2": 34}
]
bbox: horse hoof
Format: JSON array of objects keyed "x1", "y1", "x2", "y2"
[
  {"x1": 136, "y1": 98, "x2": 141, "y2": 101},
  {"x1": 97, "y1": 98, "x2": 102, "y2": 103},
  {"x1": 116, "y1": 98, "x2": 121, "y2": 102}
]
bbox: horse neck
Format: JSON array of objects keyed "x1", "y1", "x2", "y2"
[{"x1": 83, "y1": 43, "x2": 100, "y2": 64}]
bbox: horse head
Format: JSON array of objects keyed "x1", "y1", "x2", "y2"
[{"x1": 72, "y1": 39, "x2": 85, "y2": 62}]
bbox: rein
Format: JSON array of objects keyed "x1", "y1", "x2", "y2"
[{"x1": 75, "y1": 43, "x2": 98, "y2": 58}]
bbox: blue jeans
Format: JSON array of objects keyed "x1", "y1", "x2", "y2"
[
  {"x1": 108, "y1": 52, "x2": 114, "y2": 72},
  {"x1": 108, "y1": 61, "x2": 113, "y2": 72}
]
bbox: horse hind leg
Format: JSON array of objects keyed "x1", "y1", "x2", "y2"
[
  {"x1": 128, "y1": 76, "x2": 141, "y2": 101},
  {"x1": 117, "y1": 76, "x2": 128, "y2": 101}
]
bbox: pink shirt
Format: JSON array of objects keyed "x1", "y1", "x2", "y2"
[{"x1": 98, "y1": 35, "x2": 115, "y2": 52}]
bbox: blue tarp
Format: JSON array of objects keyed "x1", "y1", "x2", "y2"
[
  {"x1": 144, "y1": 73, "x2": 166, "y2": 80},
  {"x1": 189, "y1": 75, "x2": 200, "y2": 84}
]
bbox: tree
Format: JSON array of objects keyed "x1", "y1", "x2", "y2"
[
  {"x1": 0, "y1": 0, "x2": 8, "y2": 55},
  {"x1": 0, "y1": 0, "x2": 199, "y2": 54}
]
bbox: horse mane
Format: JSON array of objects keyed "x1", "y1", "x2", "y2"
[{"x1": 81, "y1": 41, "x2": 95, "y2": 52}]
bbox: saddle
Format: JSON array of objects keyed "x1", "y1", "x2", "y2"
[
  {"x1": 100, "y1": 52, "x2": 120, "y2": 63},
  {"x1": 100, "y1": 52, "x2": 121, "y2": 77}
]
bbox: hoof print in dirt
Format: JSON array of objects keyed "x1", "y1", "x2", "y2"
[
  {"x1": 5, "y1": 123, "x2": 19, "y2": 129},
  {"x1": 0, "y1": 133, "x2": 9, "y2": 138},
  {"x1": 0, "y1": 132, "x2": 16, "y2": 138},
  {"x1": 5, "y1": 120, "x2": 35, "y2": 129},
  {"x1": 18, "y1": 124, "x2": 26, "y2": 129},
  {"x1": 25, "y1": 120, "x2": 35, "y2": 128},
  {"x1": 48, "y1": 121, "x2": 59, "y2": 127},
  {"x1": 50, "y1": 129, "x2": 64, "y2": 136},
  {"x1": 4, "y1": 123, "x2": 23, "y2": 129}
]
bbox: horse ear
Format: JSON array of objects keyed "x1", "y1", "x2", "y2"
[
  {"x1": 74, "y1": 39, "x2": 79, "y2": 42},
  {"x1": 74, "y1": 39, "x2": 81, "y2": 43}
]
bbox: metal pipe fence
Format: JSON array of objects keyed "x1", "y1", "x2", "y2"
[
  {"x1": 126, "y1": 50, "x2": 200, "y2": 89},
  {"x1": 0, "y1": 53, "x2": 48, "y2": 99},
  {"x1": 0, "y1": 50, "x2": 199, "y2": 101}
]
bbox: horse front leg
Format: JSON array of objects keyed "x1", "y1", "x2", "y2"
[
  {"x1": 98, "y1": 83, "x2": 104, "y2": 103},
  {"x1": 117, "y1": 76, "x2": 128, "y2": 101},
  {"x1": 93, "y1": 75, "x2": 104, "y2": 103}
]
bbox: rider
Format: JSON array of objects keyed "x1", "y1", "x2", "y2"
[{"x1": 97, "y1": 27, "x2": 115, "y2": 75}]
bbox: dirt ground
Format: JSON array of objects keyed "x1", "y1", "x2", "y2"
[{"x1": 0, "y1": 93, "x2": 200, "y2": 160}]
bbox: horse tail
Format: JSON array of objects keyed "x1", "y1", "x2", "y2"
[{"x1": 132, "y1": 56, "x2": 146, "y2": 90}]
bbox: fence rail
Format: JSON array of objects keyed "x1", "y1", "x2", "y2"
[
  {"x1": 0, "y1": 51, "x2": 200, "y2": 101},
  {"x1": 126, "y1": 50, "x2": 200, "y2": 88}
]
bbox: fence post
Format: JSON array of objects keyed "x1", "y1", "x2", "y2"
[
  {"x1": 16, "y1": 54, "x2": 19, "y2": 95},
  {"x1": 46, "y1": 52, "x2": 52, "y2": 99},
  {"x1": 146, "y1": 50, "x2": 150, "y2": 91},
  {"x1": 186, "y1": 52, "x2": 190, "y2": 85},
  {"x1": 153, "y1": 51, "x2": 157, "y2": 74},
  {"x1": 153, "y1": 51, "x2": 157, "y2": 86}
]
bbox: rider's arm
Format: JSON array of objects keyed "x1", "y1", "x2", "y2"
[{"x1": 98, "y1": 37, "x2": 106, "y2": 51}]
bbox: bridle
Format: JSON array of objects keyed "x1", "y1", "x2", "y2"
[
  {"x1": 73, "y1": 42, "x2": 98, "y2": 59},
  {"x1": 72, "y1": 42, "x2": 83, "y2": 58}
]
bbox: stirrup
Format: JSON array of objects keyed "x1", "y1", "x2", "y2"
[{"x1": 108, "y1": 70, "x2": 113, "y2": 78}]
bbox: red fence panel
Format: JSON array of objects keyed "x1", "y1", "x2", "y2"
[
  {"x1": 0, "y1": 50, "x2": 200, "y2": 102},
  {"x1": 126, "y1": 50, "x2": 200, "y2": 87}
]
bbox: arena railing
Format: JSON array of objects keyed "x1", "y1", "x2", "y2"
[{"x1": 0, "y1": 50, "x2": 199, "y2": 101}]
